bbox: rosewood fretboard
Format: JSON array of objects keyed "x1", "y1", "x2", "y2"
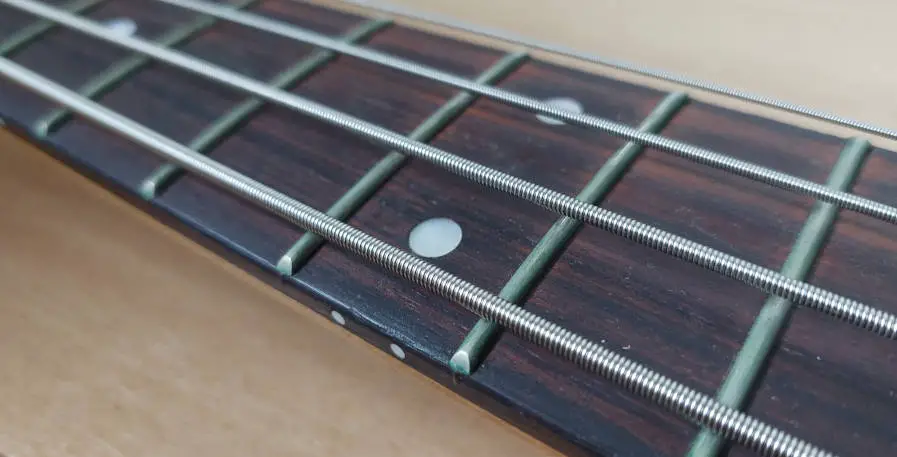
[{"x1": 1, "y1": 1, "x2": 896, "y2": 457}]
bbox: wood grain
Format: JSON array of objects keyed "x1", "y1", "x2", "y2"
[
  {"x1": 362, "y1": 0, "x2": 897, "y2": 138},
  {"x1": 2, "y1": 1, "x2": 897, "y2": 456},
  {"x1": 742, "y1": 147, "x2": 897, "y2": 457},
  {"x1": 158, "y1": 24, "x2": 507, "y2": 370},
  {"x1": 477, "y1": 100, "x2": 849, "y2": 456},
  {"x1": 0, "y1": 131, "x2": 558, "y2": 457}
]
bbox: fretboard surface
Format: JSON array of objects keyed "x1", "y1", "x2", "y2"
[
  {"x1": 743, "y1": 149, "x2": 897, "y2": 457},
  {"x1": 1, "y1": 1, "x2": 896, "y2": 457}
]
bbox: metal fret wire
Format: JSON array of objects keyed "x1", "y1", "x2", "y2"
[
  {"x1": 0, "y1": 56, "x2": 833, "y2": 457},
  {"x1": 32, "y1": 0, "x2": 260, "y2": 137},
  {"x1": 7, "y1": 0, "x2": 897, "y2": 341},
  {"x1": 276, "y1": 50, "x2": 529, "y2": 275},
  {"x1": 152, "y1": 0, "x2": 897, "y2": 228},
  {"x1": 339, "y1": 0, "x2": 897, "y2": 142},
  {"x1": 451, "y1": 91, "x2": 691, "y2": 375},
  {"x1": 140, "y1": 17, "x2": 393, "y2": 199},
  {"x1": 686, "y1": 137, "x2": 871, "y2": 457},
  {"x1": 0, "y1": 0, "x2": 103, "y2": 56}
]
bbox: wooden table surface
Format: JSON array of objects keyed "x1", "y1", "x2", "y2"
[{"x1": 1, "y1": 1, "x2": 895, "y2": 456}]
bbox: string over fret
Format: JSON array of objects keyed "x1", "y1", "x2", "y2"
[
  {"x1": 32, "y1": 0, "x2": 260, "y2": 137},
  {"x1": 686, "y1": 137, "x2": 872, "y2": 457},
  {"x1": 0, "y1": 56, "x2": 835, "y2": 457},
  {"x1": 140, "y1": 17, "x2": 393, "y2": 199},
  {"x1": 4, "y1": 0, "x2": 897, "y2": 342},
  {"x1": 276, "y1": 49, "x2": 528, "y2": 275},
  {"x1": 0, "y1": 0, "x2": 103, "y2": 56},
  {"x1": 155, "y1": 0, "x2": 897, "y2": 228},
  {"x1": 342, "y1": 0, "x2": 897, "y2": 141},
  {"x1": 451, "y1": 90, "x2": 690, "y2": 375}
]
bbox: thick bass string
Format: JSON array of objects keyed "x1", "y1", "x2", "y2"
[
  {"x1": 164, "y1": 0, "x2": 897, "y2": 228},
  {"x1": 0, "y1": 55, "x2": 834, "y2": 457},
  {"x1": 2, "y1": 1, "x2": 896, "y2": 456},
  {"x1": 4, "y1": 0, "x2": 896, "y2": 343}
]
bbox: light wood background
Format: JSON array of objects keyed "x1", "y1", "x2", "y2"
[{"x1": 1, "y1": 1, "x2": 894, "y2": 456}]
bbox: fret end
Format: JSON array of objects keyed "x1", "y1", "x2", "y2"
[
  {"x1": 449, "y1": 350, "x2": 471, "y2": 376},
  {"x1": 275, "y1": 254, "x2": 296, "y2": 277},
  {"x1": 138, "y1": 178, "x2": 159, "y2": 201},
  {"x1": 31, "y1": 117, "x2": 51, "y2": 138}
]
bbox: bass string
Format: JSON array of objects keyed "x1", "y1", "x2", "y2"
[
  {"x1": 338, "y1": 0, "x2": 897, "y2": 141},
  {"x1": 3, "y1": 0, "x2": 895, "y2": 344},
  {"x1": 0, "y1": 2, "x2": 884, "y2": 455},
  {"x1": 0, "y1": 55, "x2": 833, "y2": 457}
]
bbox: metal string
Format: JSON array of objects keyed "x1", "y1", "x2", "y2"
[
  {"x1": 337, "y1": 0, "x2": 897, "y2": 142},
  {"x1": 30, "y1": 0, "x2": 261, "y2": 137},
  {"x1": 0, "y1": 56, "x2": 835, "y2": 457},
  {"x1": 4, "y1": 0, "x2": 896, "y2": 341},
  {"x1": 153, "y1": 0, "x2": 897, "y2": 228},
  {"x1": 686, "y1": 137, "x2": 872, "y2": 457},
  {"x1": 0, "y1": 0, "x2": 104, "y2": 56}
]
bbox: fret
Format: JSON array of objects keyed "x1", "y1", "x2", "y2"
[
  {"x1": 61, "y1": 0, "x2": 358, "y2": 189},
  {"x1": 686, "y1": 137, "x2": 871, "y2": 457},
  {"x1": 423, "y1": 59, "x2": 664, "y2": 196},
  {"x1": 275, "y1": 49, "x2": 528, "y2": 276},
  {"x1": 4, "y1": 1, "x2": 897, "y2": 456},
  {"x1": 7, "y1": 0, "x2": 897, "y2": 343},
  {"x1": 156, "y1": 0, "x2": 897, "y2": 227},
  {"x1": 272, "y1": 51, "x2": 683, "y2": 457},
  {"x1": 351, "y1": 0, "x2": 897, "y2": 142},
  {"x1": 738, "y1": 146, "x2": 897, "y2": 457},
  {"x1": 290, "y1": 55, "x2": 664, "y2": 380},
  {"x1": 0, "y1": 54, "x2": 830, "y2": 457},
  {"x1": 450, "y1": 91, "x2": 690, "y2": 375},
  {"x1": 0, "y1": 0, "x2": 102, "y2": 56},
  {"x1": 150, "y1": 24, "x2": 502, "y2": 263},
  {"x1": 139, "y1": 17, "x2": 392, "y2": 199},
  {"x1": 32, "y1": 0, "x2": 261, "y2": 137},
  {"x1": 468, "y1": 92, "x2": 851, "y2": 456},
  {"x1": 0, "y1": 0, "x2": 233, "y2": 124},
  {"x1": 142, "y1": 24, "x2": 509, "y2": 400}
]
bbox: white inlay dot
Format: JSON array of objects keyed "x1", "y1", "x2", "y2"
[
  {"x1": 103, "y1": 17, "x2": 138, "y2": 37},
  {"x1": 536, "y1": 97, "x2": 584, "y2": 125},
  {"x1": 389, "y1": 343, "x2": 406, "y2": 360},
  {"x1": 408, "y1": 217, "x2": 462, "y2": 258},
  {"x1": 330, "y1": 310, "x2": 346, "y2": 326}
]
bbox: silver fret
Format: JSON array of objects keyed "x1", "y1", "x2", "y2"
[
  {"x1": 153, "y1": 0, "x2": 897, "y2": 228},
  {"x1": 339, "y1": 0, "x2": 897, "y2": 142},
  {"x1": 5, "y1": 0, "x2": 896, "y2": 341},
  {"x1": 0, "y1": 55, "x2": 834, "y2": 457}
]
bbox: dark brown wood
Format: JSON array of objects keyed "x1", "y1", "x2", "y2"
[
  {"x1": 2, "y1": 1, "x2": 897, "y2": 457},
  {"x1": 476, "y1": 100, "x2": 851, "y2": 457},
  {"x1": 740, "y1": 146, "x2": 897, "y2": 457}
]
